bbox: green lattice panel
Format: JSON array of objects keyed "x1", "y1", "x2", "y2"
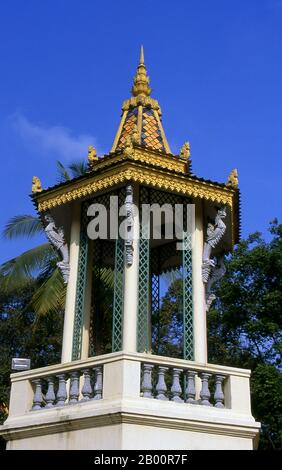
[
  {"x1": 112, "y1": 238, "x2": 124, "y2": 352},
  {"x1": 137, "y1": 187, "x2": 150, "y2": 352},
  {"x1": 151, "y1": 273, "x2": 160, "y2": 353},
  {"x1": 89, "y1": 239, "x2": 102, "y2": 357},
  {"x1": 72, "y1": 201, "x2": 89, "y2": 361},
  {"x1": 183, "y1": 232, "x2": 193, "y2": 360},
  {"x1": 150, "y1": 188, "x2": 182, "y2": 206},
  {"x1": 137, "y1": 237, "x2": 150, "y2": 352},
  {"x1": 88, "y1": 188, "x2": 126, "y2": 356}
]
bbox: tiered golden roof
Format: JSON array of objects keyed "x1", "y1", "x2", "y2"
[
  {"x1": 111, "y1": 47, "x2": 171, "y2": 154},
  {"x1": 32, "y1": 47, "x2": 240, "y2": 246}
]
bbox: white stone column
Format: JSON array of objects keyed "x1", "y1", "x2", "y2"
[
  {"x1": 192, "y1": 199, "x2": 207, "y2": 364},
  {"x1": 122, "y1": 185, "x2": 139, "y2": 352},
  {"x1": 80, "y1": 241, "x2": 93, "y2": 359},
  {"x1": 61, "y1": 203, "x2": 81, "y2": 363}
]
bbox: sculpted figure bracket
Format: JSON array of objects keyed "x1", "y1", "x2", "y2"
[
  {"x1": 124, "y1": 184, "x2": 134, "y2": 266},
  {"x1": 44, "y1": 213, "x2": 70, "y2": 284},
  {"x1": 202, "y1": 207, "x2": 227, "y2": 310}
]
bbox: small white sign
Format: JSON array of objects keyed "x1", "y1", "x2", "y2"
[{"x1": 11, "y1": 358, "x2": 31, "y2": 371}]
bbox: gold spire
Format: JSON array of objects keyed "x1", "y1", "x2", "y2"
[
  {"x1": 111, "y1": 47, "x2": 171, "y2": 154},
  {"x1": 140, "y1": 44, "x2": 144, "y2": 64},
  {"x1": 131, "y1": 45, "x2": 151, "y2": 97}
]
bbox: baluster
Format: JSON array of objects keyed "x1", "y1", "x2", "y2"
[
  {"x1": 199, "y1": 372, "x2": 212, "y2": 406},
  {"x1": 156, "y1": 366, "x2": 168, "y2": 400},
  {"x1": 69, "y1": 371, "x2": 80, "y2": 404},
  {"x1": 32, "y1": 379, "x2": 43, "y2": 410},
  {"x1": 56, "y1": 374, "x2": 67, "y2": 406},
  {"x1": 171, "y1": 368, "x2": 183, "y2": 403},
  {"x1": 141, "y1": 364, "x2": 154, "y2": 398},
  {"x1": 93, "y1": 366, "x2": 103, "y2": 400},
  {"x1": 214, "y1": 375, "x2": 225, "y2": 408},
  {"x1": 81, "y1": 369, "x2": 93, "y2": 401},
  {"x1": 185, "y1": 370, "x2": 197, "y2": 404},
  {"x1": 45, "y1": 377, "x2": 56, "y2": 408}
]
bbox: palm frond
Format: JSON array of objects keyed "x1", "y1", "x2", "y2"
[
  {"x1": 0, "y1": 243, "x2": 57, "y2": 290},
  {"x1": 56, "y1": 161, "x2": 71, "y2": 182},
  {"x1": 100, "y1": 267, "x2": 115, "y2": 289},
  {"x1": 3, "y1": 215, "x2": 43, "y2": 239},
  {"x1": 68, "y1": 160, "x2": 88, "y2": 178},
  {"x1": 31, "y1": 268, "x2": 66, "y2": 316}
]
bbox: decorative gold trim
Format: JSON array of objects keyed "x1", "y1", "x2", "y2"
[
  {"x1": 37, "y1": 162, "x2": 235, "y2": 212},
  {"x1": 122, "y1": 95, "x2": 161, "y2": 115}
]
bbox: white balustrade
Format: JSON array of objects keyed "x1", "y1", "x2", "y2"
[
  {"x1": 30, "y1": 366, "x2": 103, "y2": 410},
  {"x1": 25, "y1": 354, "x2": 231, "y2": 412},
  {"x1": 141, "y1": 362, "x2": 227, "y2": 408}
]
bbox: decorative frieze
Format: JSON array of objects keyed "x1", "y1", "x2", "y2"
[{"x1": 36, "y1": 166, "x2": 235, "y2": 213}]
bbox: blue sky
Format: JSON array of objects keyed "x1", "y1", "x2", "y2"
[{"x1": 0, "y1": 0, "x2": 281, "y2": 264}]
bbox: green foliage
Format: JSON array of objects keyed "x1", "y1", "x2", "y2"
[
  {"x1": 0, "y1": 159, "x2": 88, "y2": 317},
  {"x1": 0, "y1": 159, "x2": 87, "y2": 447},
  {"x1": 0, "y1": 281, "x2": 63, "y2": 428},
  {"x1": 3, "y1": 215, "x2": 43, "y2": 239},
  {"x1": 31, "y1": 267, "x2": 66, "y2": 316},
  {"x1": 152, "y1": 277, "x2": 184, "y2": 358},
  {"x1": 208, "y1": 220, "x2": 282, "y2": 449},
  {"x1": 151, "y1": 221, "x2": 282, "y2": 449},
  {"x1": 208, "y1": 220, "x2": 282, "y2": 369},
  {"x1": 68, "y1": 161, "x2": 88, "y2": 179},
  {"x1": 0, "y1": 153, "x2": 281, "y2": 453},
  {"x1": 251, "y1": 364, "x2": 282, "y2": 450},
  {"x1": 56, "y1": 160, "x2": 88, "y2": 183},
  {"x1": 56, "y1": 161, "x2": 72, "y2": 182},
  {"x1": 0, "y1": 244, "x2": 56, "y2": 289}
]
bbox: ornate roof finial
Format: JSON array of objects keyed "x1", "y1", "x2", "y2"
[
  {"x1": 140, "y1": 45, "x2": 145, "y2": 64},
  {"x1": 227, "y1": 169, "x2": 239, "y2": 188},
  {"x1": 32, "y1": 176, "x2": 42, "y2": 193},
  {"x1": 131, "y1": 45, "x2": 151, "y2": 97},
  {"x1": 180, "y1": 142, "x2": 190, "y2": 159},
  {"x1": 88, "y1": 145, "x2": 98, "y2": 168}
]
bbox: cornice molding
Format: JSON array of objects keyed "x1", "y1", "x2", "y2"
[
  {"x1": 1, "y1": 408, "x2": 259, "y2": 442},
  {"x1": 93, "y1": 148, "x2": 186, "y2": 174},
  {"x1": 36, "y1": 162, "x2": 236, "y2": 213}
]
